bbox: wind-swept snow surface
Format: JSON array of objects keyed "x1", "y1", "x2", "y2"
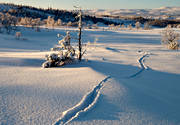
[
  {"x1": 54, "y1": 76, "x2": 111, "y2": 125},
  {"x1": 0, "y1": 27, "x2": 180, "y2": 125}
]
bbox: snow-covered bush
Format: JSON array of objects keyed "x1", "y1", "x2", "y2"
[
  {"x1": 121, "y1": 24, "x2": 125, "y2": 29},
  {"x1": 67, "y1": 21, "x2": 73, "y2": 27},
  {"x1": 15, "y1": 32, "x2": 21, "y2": 40},
  {"x1": 92, "y1": 24, "x2": 98, "y2": 29},
  {"x1": 161, "y1": 27, "x2": 179, "y2": 50},
  {"x1": 135, "y1": 22, "x2": 141, "y2": 29},
  {"x1": 56, "y1": 19, "x2": 62, "y2": 26},
  {"x1": 42, "y1": 31, "x2": 76, "y2": 68},
  {"x1": 127, "y1": 24, "x2": 132, "y2": 30},
  {"x1": 144, "y1": 22, "x2": 151, "y2": 30},
  {"x1": 45, "y1": 16, "x2": 55, "y2": 28}
]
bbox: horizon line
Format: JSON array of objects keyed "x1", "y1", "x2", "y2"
[{"x1": 1, "y1": 2, "x2": 180, "y2": 10}]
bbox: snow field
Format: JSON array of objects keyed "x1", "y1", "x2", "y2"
[{"x1": 0, "y1": 27, "x2": 180, "y2": 125}]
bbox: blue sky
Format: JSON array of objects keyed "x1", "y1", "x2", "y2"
[{"x1": 0, "y1": 0, "x2": 180, "y2": 9}]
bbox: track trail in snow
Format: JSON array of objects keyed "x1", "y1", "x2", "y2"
[
  {"x1": 128, "y1": 52, "x2": 151, "y2": 78},
  {"x1": 53, "y1": 76, "x2": 111, "y2": 125},
  {"x1": 53, "y1": 51, "x2": 151, "y2": 125}
]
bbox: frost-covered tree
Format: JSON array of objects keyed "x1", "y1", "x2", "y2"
[
  {"x1": 127, "y1": 24, "x2": 132, "y2": 30},
  {"x1": 135, "y1": 21, "x2": 141, "y2": 29},
  {"x1": 116, "y1": 25, "x2": 121, "y2": 30},
  {"x1": 19, "y1": 17, "x2": 32, "y2": 27},
  {"x1": 1, "y1": 13, "x2": 15, "y2": 34},
  {"x1": 108, "y1": 24, "x2": 115, "y2": 30},
  {"x1": 121, "y1": 24, "x2": 125, "y2": 29},
  {"x1": 31, "y1": 18, "x2": 41, "y2": 28},
  {"x1": 144, "y1": 22, "x2": 151, "y2": 30},
  {"x1": 56, "y1": 19, "x2": 62, "y2": 26},
  {"x1": 42, "y1": 31, "x2": 76, "y2": 68},
  {"x1": 46, "y1": 16, "x2": 55, "y2": 28},
  {"x1": 161, "y1": 27, "x2": 179, "y2": 50},
  {"x1": 67, "y1": 21, "x2": 73, "y2": 27},
  {"x1": 31, "y1": 18, "x2": 41, "y2": 31}
]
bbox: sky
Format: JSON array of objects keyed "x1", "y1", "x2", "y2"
[{"x1": 0, "y1": 0, "x2": 180, "y2": 10}]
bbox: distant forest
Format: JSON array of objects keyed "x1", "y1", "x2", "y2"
[{"x1": 0, "y1": 3, "x2": 120, "y2": 26}]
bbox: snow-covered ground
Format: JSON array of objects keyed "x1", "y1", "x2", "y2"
[{"x1": 0, "y1": 27, "x2": 180, "y2": 125}]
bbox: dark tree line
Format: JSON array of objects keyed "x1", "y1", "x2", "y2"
[{"x1": 0, "y1": 3, "x2": 121, "y2": 26}]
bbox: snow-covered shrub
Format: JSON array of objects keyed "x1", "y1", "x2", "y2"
[
  {"x1": 42, "y1": 31, "x2": 76, "y2": 68},
  {"x1": 42, "y1": 53, "x2": 59, "y2": 68},
  {"x1": 92, "y1": 24, "x2": 98, "y2": 29},
  {"x1": 135, "y1": 22, "x2": 141, "y2": 29},
  {"x1": 67, "y1": 21, "x2": 73, "y2": 27},
  {"x1": 108, "y1": 24, "x2": 115, "y2": 30},
  {"x1": 1, "y1": 13, "x2": 16, "y2": 34},
  {"x1": 15, "y1": 32, "x2": 21, "y2": 40},
  {"x1": 144, "y1": 22, "x2": 151, "y2": 30},
  {"x1": 121, "y1": 24, "x2": 125, "y2": 29},
  {"x1": 45, "y1": 16, "x2": 55, "y2": 28},
  {"x1": 56, "y1": 19, "x2": 62, "y2": 26},
  {"x1": 19, "y1": 17, "x2": 33, "y2": 27},
  {"x1": 127, "y1": 24, "x2": 132, "y2": 30},
  {"x1": 161, "y1": 27, "x2": 179, "y2": 50}
]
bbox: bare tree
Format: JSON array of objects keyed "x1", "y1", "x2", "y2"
[
  {"x1": 77, "y1": 9, "x2": 82, "y2": 61},
  {"x1": 161, "y1": 27, "x2": 179, "y2": 50},
  {"x1": 74, "y1": 6, "x2": 83, "y2": 61}
]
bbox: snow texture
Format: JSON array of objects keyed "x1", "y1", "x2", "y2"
[
  {"x1": 0, "y1": 27, "x2": 180, "y2": 125},
  {"x1": 54, "y1": 76, "x2": 111, "y2": 125}
]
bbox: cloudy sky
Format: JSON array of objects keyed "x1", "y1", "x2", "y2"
[{"x1": 0, "y1": 0, "x2": 180, "y2": 9}]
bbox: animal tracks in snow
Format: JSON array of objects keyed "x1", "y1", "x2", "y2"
[
  {"x1": 53, "y1": 51, "x2": 152, "y2": 124},
  {"x1": 53, "y1": 76, "x2": 111, "y2": 125},
  {"x1": 128, "y1": 52, "x2": 152, "y2": 78}
]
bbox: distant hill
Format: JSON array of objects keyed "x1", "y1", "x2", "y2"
[
  {"x1": 84, "y1": 7, "x2": 180, "y2": 20},
  {"x1": 0, "y1": 3, "x2": 180, "y2": 28},
  {"x1": 0, "y1": 3, "x2": 119, "y2": 26}
]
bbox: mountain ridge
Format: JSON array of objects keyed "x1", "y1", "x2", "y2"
[{"x1": 84, "y1": 6, "x2": 180, "y2": 20}]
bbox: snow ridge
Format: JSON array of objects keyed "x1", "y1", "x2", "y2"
[
  {"x1": 53, "y1": 76, "x2": 111, "y2": 125},
  {"x1": 129, "y1": 53, "x2": 151, "y2": 78}
]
